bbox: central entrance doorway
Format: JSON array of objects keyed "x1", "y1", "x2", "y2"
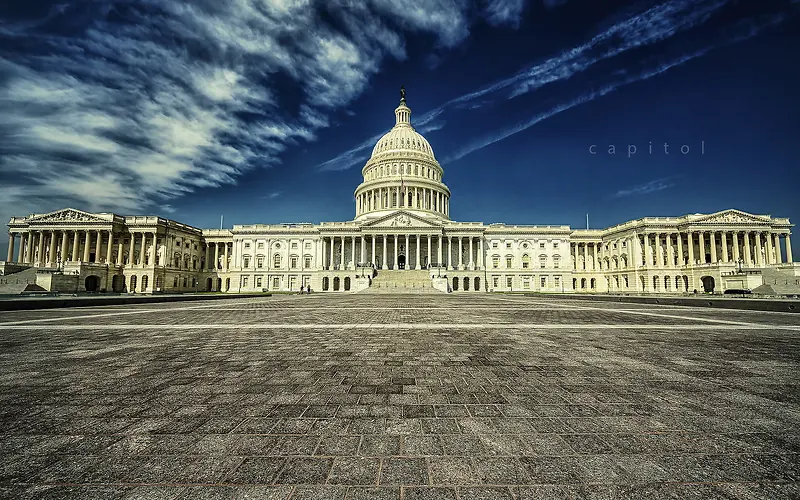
[{"x1": 398, "y1": 254, "x2": 406, "y2": 270}]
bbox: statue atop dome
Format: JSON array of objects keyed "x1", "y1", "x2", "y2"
[{"x1": 400, "y1": 85, "x2": 406, "y2": 103}]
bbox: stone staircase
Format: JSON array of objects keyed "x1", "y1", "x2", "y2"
[
  {"x1": 361, "y1": 269, "x2": 441, "y2": 294},
  {"x1": 0, "y1": 267, "x2": 46, "y2": 295}
]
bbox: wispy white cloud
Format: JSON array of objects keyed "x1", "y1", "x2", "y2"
[
  {"x1": 317, "y1": 0, "x2": 793, "y2": 171},
  {"x1": 612, "y1": 177, "x2": 676, "y2": 198},
  {"x1": 483, "y1": 0, "x2": 528, "y2": 28},
  {"x1": 0, "y1": 0, "x2": 474, "y2": 228}
]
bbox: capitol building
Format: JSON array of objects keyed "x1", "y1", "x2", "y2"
[{"x1": 2, "y1": 91, "x2": 797, "y2": 295}]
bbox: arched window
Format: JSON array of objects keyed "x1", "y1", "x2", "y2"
[
  {"x1": 521, "y1": 254, "x2": 530, "y2": 269},
  {"x1": 474, "y1": 277, "x2": 480, "y2": 291},
  {"x1": 130, "y1": 275, "x2": 137, "y2": 292},
  {"x1": 322, "y1": 277, "x2": 329, "y2": 291},
  {"x1": 505, "y1": 255, "x2": 513, "y2": 268},
  {"x1": 141, "y1": 275, "x2": 148, "y2": 292},
  {"x1": 256, "y1": 255, "x2": 264, "y2": 268},
  {"x1": 492, "y1": 255, "x2": 500, "y2": 269},
  {"x1": 273, "y1": 254, "x2": 281, "y2": 268},
  {"x1": 183, "y1": 277, "x2": 188, "y2": 288},
  {"x1": 172, "y1": 276, "x2": 178, "y2": 288},
  {"x1": 304, "y1": 255, "x2": 312, "y2": 269},
  {"x1": 243, "y1": 255, "x2": 251, "y2": 268}
]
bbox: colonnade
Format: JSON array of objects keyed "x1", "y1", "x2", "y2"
[
  {"x1": 355, "y1": 186, "x2": 449, "y2": 217},
  {"x1": 319, "y1": 234, "x2": 483, "y2": 270},
  {"x1": 571, "y1": 230, "x2": 792, "y2": 271},
  {"x1": 7, "y1": 229, "x2": 160, "y2": 267},
  {"x1": 204, "y1": 241, "x2": 232, "y2": 272}
]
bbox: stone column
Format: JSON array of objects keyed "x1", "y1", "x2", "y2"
[
  {"x1": 117, "y1": 235, "x2": 124, "y2": 266},
  {"x1": 404, "y1": 234, "x2": 409, "y2": 268},
  {"x1": 371, "y1": 236, "x2": 376, "y2": 265},
  {"x1": 439, "y1": 235, "x2": 444, "y2": 267},
  {"x1": 352, "y1": 235, "x2": 357, "y2": 269},
  {"x1": 340, "y1": 236, "x2": 346, "y2": 269},
  {"x1": 105, "y1": 231, "x2": 113, "y2": 264},
  {"x1": 7, "y1": 233, "x2": 15, "y2": 262},
  {"x1": 686, "y1": 232, "x2": 694, "y2": 266},
  {"x1": 60, "y1": 231, "x2": 68, "y2": 265},
  {"x1": 721, "y1": 232, "x2": 729, "y2": 263},
  {"x1": 92, "y1": 230, "x2": 101, "y2": 263},
  {"x1": 754, "y1": 232, "x2": 762, "y2": 266},
  {"x1": 382, "y1": 235, "x2": 387, "y2": 269},
  {"x1": 698, "y1": 232, "x2": 705, "y2": 264},
  {"x1": 677, "y1": 233, "x2": 684, "y2": 266},
  {"x1": 469, "y1": 236, "x2": 474, "y2": 270},
  {"x1": 361, "y1": 236, "x2": 366, "y2": 265},
  {"x1": 26, "y1": 231, "x2": 34, "y2": 263},
  {"x1": 36, "y1": 231, "x2": 45, "y2": 265},
  {"x1": 592, "y1": 243, "x2": 598, "y2": 271},
  {"x1": 82, "y1": 230, "x2": 91, "y2": 262},
  {"x1": 458, "y1": 236, "x2": 463, "y2": 269},
  {"x1": 786, "y1": 233, "x2": 793, "y2": 262},
  {"x1": 644, "y1": 234, "x2": 652, "y2": 268},
  {"x1": 138, "y1": 232, "x2": 146, "y2": 267},
  {"x1": 392, "y1": 234, "x2": 398, "y2": 269},
  {"x1": 213, "y1": 241, "x2": 220, "y2": 270},
  {"x1": 415, "y1": 234, "x2": 421, "y2": 269},
  {"x1": 656, "y1": 234, "x2": 664, "y2": 268},
  {"x1": 765, "y1": 232, "x2": 774, "y2": 265},
  {"x1": 18, "y1": 233, "x2": 26, "y2": 263},
  {"x1": 71, "y1": 231, "x2": 79, "y2": 263},
  {"x1": 427, "y1": 234, "x2": 432, "y2": 267},
  {"x1": 478, "y1": 236, "x2": 483, "y2": 269},
  {"x1": 743, "y1": 232, "x2": 752, "y2": 265},
  {"x1": 204, "y1": 243, "x2": 211, "y2": 271},
  {"x1": 710, "y1": 232, "x2": 717, "y2": 263},
  {"x1": 447, "y1": 236, "x2": 453, "y2": 269},
  {"x1": 732, "y1": 232, "x2": 740, "y2": 262}
]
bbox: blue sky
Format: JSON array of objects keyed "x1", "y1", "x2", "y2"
[{"x1": 1, "y1": 0, "x2": 799, "y2": 258}]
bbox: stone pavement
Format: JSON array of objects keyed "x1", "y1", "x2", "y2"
[{"x1": 0, "y1": 294, "x2": 799, "y2": 499}]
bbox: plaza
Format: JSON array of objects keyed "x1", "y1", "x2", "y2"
[{"x1": 1, "y1": 294, "x2": 798, "y2": 499}]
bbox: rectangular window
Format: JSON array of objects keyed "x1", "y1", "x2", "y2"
[
  {"x1": 272, "y1": 276, "x2": 280, "y2": 289},
  {"x1": 492, "y1": 276, "x2": 499, "y2": 288},
  {"x1": 506, "y1": 277, "x2": 513, "y2": 288},
  {"x1": 304, "y1": 257, "x2": 312, "y2": 268},
  {"x1": 492, "y1": 256, "x2": 499, "y2": 269},
  {"x1": 505, "y1": 242, "x2": 512, "y2": 249},
  {"x1": 506, "y1": 257, "x2": 512, "y2": 268},
  {"x1": 242, "y1": 276, "x2": 249, "y2": 287},
  {"x1": 540, "y1": 242, "x2": 545, "y2": 249},
  {"x1": 541, "y1": 276, "x2": 547, "y2": 287},
  {"x1": 257, "y1": 242, "x2": 264, "y2": 249},
  {"x1": 522, "y1": 261, "x2": 529, "y2": 269},
  {"x1": 243, "y1": 257, "x2": 250, "y2": 268},
  {"x1": 553, "y1": 242, "x2": 559, "y2": 249},
  {"x1": 244, "y1": 242, "x2": 251, "y2": 249},
  {"x1": 290, "y1": 257, "x2": 298, "y2": 269},
  {"x1": 522, "y1": 277, "x2": 530, "y2": 290},
  {"x1": 492, "y1": 242, "x2": 498, "y2": 249},
  {"x1": 256, "y1": 257, "x2": 263, "y2": 268},
  {"x1": 305, "y1": 242, "x2": 312, "y2": 249},
  {"x1": 554, "y1": 276, "x2": 561, "y2": 287},
  {"x1": 255, "y1": 276, "x2": 262, "y2": 287},
  {"x1": 291, "y1": 242, "x2": 298, "y2": 249}
]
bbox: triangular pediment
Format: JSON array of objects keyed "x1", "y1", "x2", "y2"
[
  {"x1": 362, "y1": 210, "x2": 443, "y2": 229},
  {"x1": 27, "y1": 208, "x2": 111, "y2": 224},
  {"x1": 688, "y1": 209, "x2": 770, "y2": 225}
]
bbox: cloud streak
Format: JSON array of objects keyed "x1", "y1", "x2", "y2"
[
  {"x1": 316, "y1": 0, "x2": 795, "y2": 171},
  {"x1": 612, "y1": 177, "x2": 676, "y2": 199}
]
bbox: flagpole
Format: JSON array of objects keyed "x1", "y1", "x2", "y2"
[
  {"x1": 586, "y1": 213, "x2": 589, "y2": 230},
  {"x1": 220, "y1": 215, "x2": 224, "y2": 229}
]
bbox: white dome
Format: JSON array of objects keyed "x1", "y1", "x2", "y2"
[{"x1": 369, "y1": 100, "x2": 435, "y2": 161}]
